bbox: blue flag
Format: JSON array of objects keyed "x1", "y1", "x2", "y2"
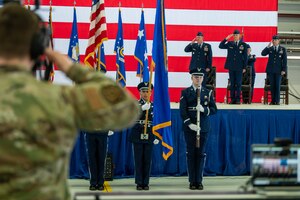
[
  {"x1": 68, "y1": 8, "x2": 80, "y2": 63},
  {"x1": 96, "y1": 43, "x2": 107, "y2": 73},
  {"x1": 151, "y1": 0, "x2": 173, "y2": 160},
  {"x1": 114, "y1": 9, "x2": 126, "y2": 87},
  {"x1": 134, "y1": 10, "x2": 149, "y2": 82}
]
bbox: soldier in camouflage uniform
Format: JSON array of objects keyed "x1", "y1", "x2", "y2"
[{"x1": 0, "y1": 4, "x2": 139, "y2": 200}]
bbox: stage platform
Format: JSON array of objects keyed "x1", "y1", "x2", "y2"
[
  {"x1": 171, "y1": 102, "x2": 300, "y2": 110},
  {"x1": 70, "y1": 176, "x2": 300, "y2": 200},
  {"x1": 69, "y1": 103, "x2": 300, "y2": 181}
]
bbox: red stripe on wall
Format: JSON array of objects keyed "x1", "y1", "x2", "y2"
[
  {"x1": 75, "y1": 55, "x2": 268, "y2": 73},
  {"x1": 105, "y1": 0, "x2": 278, "y2": 11},
  {"x1": 38, "y1": 0, "x2": 277, "y2": 11},
  {"x1": 52, "y1": 22, "x2": 277, "y2": 42}
]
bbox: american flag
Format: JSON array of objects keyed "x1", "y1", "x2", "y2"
[
  {"x1": 35, "y1": 0, "x2": 277, "y2": 102},
  {"x1": 84, "y1": 0, "x2": 108, "y2": 68}
]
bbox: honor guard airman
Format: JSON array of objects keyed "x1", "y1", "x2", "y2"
[
  {"x1": 184, "y1": 32, "x2": 213, "y2": 86},
  {"x1": 219, "y1": 30, "x2": 248, "y2": 104},
  {"x1": 129, "y1": 82, "x2": 159, "y2": 190},
  {"x1": 179, "y1": 68, "x2": 217, "y2": 190},
  {"x1": 86, "y1": 130, "x2": 113, "y2": 191},
  {"x1": 261, "y1": 35, "x2": 287, "y2": 105}
]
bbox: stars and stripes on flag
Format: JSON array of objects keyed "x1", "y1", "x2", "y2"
[
  {"x1": 114, "y1": 9, "x2": 126, "y2": 87},
  {"x1": 35, "y1": 0, "x2": 277, "y2": 103},
  {"x1": 84, "y1": 0, "x2": 108, "y2": 68},
  {"x1": 134, "y1": 9, "x2": 150, "y2": 82},
  {"x1": 68, "y1": 7, "x2": 80, "y2": 63}
]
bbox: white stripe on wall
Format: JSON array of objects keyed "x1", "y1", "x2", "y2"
[
  {"x1": 52, "y1": 70, "x2": 267, "y2": 89},
  {"x1": 36, "y1": 6, "x2": 277, "y2": 27}
]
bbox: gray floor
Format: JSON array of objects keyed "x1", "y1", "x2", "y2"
[{"x1": 69, "y1": 176, "x2": 300, "y2": 200}]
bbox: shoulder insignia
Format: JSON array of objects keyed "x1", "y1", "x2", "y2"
[
  {"x1": 101, "y1": 85, "x2": 124, "y2": 104},
  {"x1": 84, "y1": 87, "x2": 104, "y2": 109}
]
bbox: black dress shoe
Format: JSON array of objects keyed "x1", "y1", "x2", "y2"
[
  {"x1": 143, "y1": 185, "x2": 149, "y2": 190},
  {"x1": 89, "y1": 185, "x2": 97, "y2": 191},
  {"x1": 235, "y1": 101, "x2": 241, "y2": 104},
  {"x1": 197, "y1": 183, "x2": 204, "y2": 190},
  {"x1": 136, "y1": 185, "x2": 143, "y2": 190},
  {"x1": 269, "y1": 102, "x2": 275, "y2": 105},
  {"x1": 97, "y1": 185, "x2": 104, "y2": 191},
  {"x1": 189, "y1": 184, "x2": 197, "y2": 190},
  {"x1": 229, "y1": 101, "x2": 236, "y2": 104}
]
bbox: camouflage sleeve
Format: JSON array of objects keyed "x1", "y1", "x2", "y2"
[{"x1": 63, "y1": 63, "x2": 140, "y2": 131}]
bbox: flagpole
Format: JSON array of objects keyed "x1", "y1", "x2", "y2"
[
  {"x1": 96, "y1": 0, "x2": 99, "y2": 72},
  {"x1": 140, "y1": 3, "x2": 144, "y2": 83},
  {"x1": 97, "y1": 45, "x2": 101, "y2": 71},
  {"x1": 143, "y1": 1, "x2": 153, "y2": 136},
  {"x1": 143, "y1": 62, "x2": 154, "y2": 135},
  {"x1": 161, "y1": 0, "x2": 168, "y2": 68},
  {"x1": 46, "y1": 0, "x2": 55, "y2": 82},
  {"x1": 139, "y1": 73, "x2": 142, "y2": 82}
]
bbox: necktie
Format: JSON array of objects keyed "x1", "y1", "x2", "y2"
[{"x1": 236, "y1": 42, "x2": 238, "y2": 46}]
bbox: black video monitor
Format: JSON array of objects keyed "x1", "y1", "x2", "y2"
[{"x1": 251, "y1": 144, "x2": 300, "y2": 187}]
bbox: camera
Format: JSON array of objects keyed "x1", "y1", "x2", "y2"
[{"x1": 251, "y1": 138, "x2": 299, "y2": 187}]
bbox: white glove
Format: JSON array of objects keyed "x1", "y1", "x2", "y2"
[
  {"x1": 153, "y1": 139, "x2": 159, "y2": 145},
  {"x1": 141, "y1": 103, "x2": 151, "y2": 111},
  {"x1": 188, "y1": 124, "x2": 200, "y2": 132},
  {"x1": 108, "y1": 130, "x2": 114, "y2": 136},
  {"x1": 196, "y1": 104, "x2": 204, "y2": 112}
]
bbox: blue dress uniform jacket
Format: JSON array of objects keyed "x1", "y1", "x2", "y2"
[
  {"x1": 129, "y1": 99, "x2": 154, "y2": 144},
  {"x1": 219, "y1": 39, "x2": 248, "y2": 71},
  {"x1": 179, "y1": 86, "x2": 217, "y2": 186},
  {"x1": 180, "y1": 86, "x2": 217, "y2": 132},
  {"x1": 261, "y1": 46, "x2": 287, "y2": 74},
  {"x1": 129, "y1": 99, "x2": 155, "y2": 187},
  {"x1": 184, "y1": 42, "x2": 212, "y2": 71}
]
